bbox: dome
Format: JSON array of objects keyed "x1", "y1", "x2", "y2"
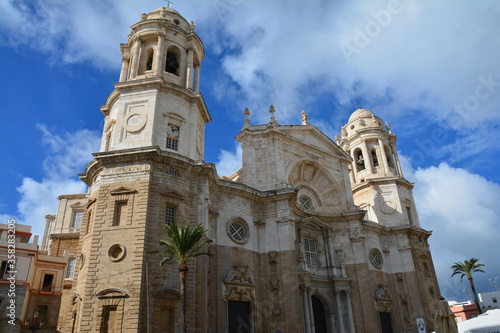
[
  {"x1": 147, "y1": 7, "x2": 180, "y2": 18},
  {"x1": 348, "y1": 108, "x2": 375, "y2": 122}
]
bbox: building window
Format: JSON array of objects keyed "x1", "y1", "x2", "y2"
[
  {"x1": 113, "y1": 201, "x2": 128, "y2": 226},
  {"x1": 86, "y1": 210, "x2": 93, "y2": 234},
  {"x1": 165, "y1": 51, "x2": 179, "y2": 75},
  {"x1": 299, "y1": 195, "x2": 313, "y2": 210},
  {"x1": 355, "y1": 149, "x2": 365, "y2": 171},
  {"x1": 146, "y1": 49, "x2": 154, "y2": 71},
  {"x1": 406, "y1": 206, "x2": 414, "y2": 225},
  {"x1": 165, "y1": 205, "x2": 176, "y2": 225},
  {"x1": 166, "y1": 125, "x2": 180, "y2": 151},
  {"x1": 303, "y1": 238, "x2": 318, "y2": 267},
  {"x1": 101, "y1": 306, "x2": 118, "y2": 333},
  {"x1": 227, "y1": 219, "x2": 249, "y2": 244},
  {"x1": 167, "y1": 169, "x2": 179, "y2": 177},
  {"x1": 369, "y1": 248, "x2": 383, "y2": 269},
  {"x1": 42, "y1": 274, "x2": 54, "y2": 291},
  {"x1": 371, "y1": 148, "x2": 379, "y2": 167},
  {"x1": 1, "y1": 261, "x2": 9, "y2": 279},
  {"x1": 71, "y1": 211, "x2": 83, "y2": 228},
  {"x1": 66, "y1": 258, "x2": 76, "y2": 279}
]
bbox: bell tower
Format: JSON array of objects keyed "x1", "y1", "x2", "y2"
[
  {"x1": 99, "y1": 7, "x2": 210, "y2": 160},
  {"x1": 340, "y1": 108, "x2": 419, "y2": 228}
]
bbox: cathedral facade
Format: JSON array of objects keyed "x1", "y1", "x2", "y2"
[{"x1": 43, "y1": 7, "x2": 440, "y2": 333}]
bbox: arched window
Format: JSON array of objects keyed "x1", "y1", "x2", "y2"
[
  {"x1": 146, "y1": 50, "x2": 154, "y2": 71},
  {"x1": 355, "y1": 149, "x2": 365, "y2": 172},
  {"x1": 385, "y1": 145, "x2": 395, "y2": 168},
  {"x1": 139, "y1": 48, "x2": 154, "y2": 74},
  {"x1": 165, "y1": 47, "x2": 180, "y2": 76},
  {"x1": 371, "y1": 148, "x2": 379, "y2": 167}
]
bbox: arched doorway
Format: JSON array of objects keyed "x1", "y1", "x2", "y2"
[{"x1": 312, "y1": 296, "x2": 328, "y2": 333}]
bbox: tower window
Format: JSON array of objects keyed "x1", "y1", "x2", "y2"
[
  {"x1": 146, "y1": 51, "x2": 154, "y2": 71},
  {"x1": 113, "y1": 201, "x2": 128, "y2": 226},
  {"x1": 165, "y1": 205, "x2": 176, "y2": 225},
  {"x1": 303, "y1": 238, "x2": 318, "y2": 267},
  {"x1": 355, "y1": 149, "x2": 365, "y2": 171},
  {"x1": 66, "y1": 258, "x2": 76, "y2": 279},
  {"x1": 71, "y1": 211, "x2": 83, "y2": 229},
  {"x1": 86, "y1": 210, "x2": 93, "y2": 234},
  {"x1": 166, "y1": 51, "x2": 179, "y2": 75},
  {"x1": 385, "y1": 145, "x2": 395, "y2": 168},
  {"x1": 371, "y1": 148, "x2": 379, "y2": 167},
  {"x1": 406, "y1": 206, "x2": 414, "y2": 225},
  {"x1": 166, "y1": 125, "x2": 180, "y2": 151}
]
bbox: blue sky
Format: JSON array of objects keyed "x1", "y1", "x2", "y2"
[{"x1": 1, "y1": 0, "x2": 499, "y2": 302}]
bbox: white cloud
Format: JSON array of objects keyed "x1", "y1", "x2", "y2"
[
  {"x1": 405, "y1": 162, "x2": 500, "y2": 300},
  {"x1": 14, "y1": 126, "x2": 100, "y2": 241},
  {"x1": 215, "y1": 142, "x2": 242, "y2": 177}
]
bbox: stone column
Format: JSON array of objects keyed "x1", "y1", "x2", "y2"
[
  {"x1": 119, "y1": 56, "x2": 130, "y2": 82},
  {"x1": 301, "y1": 285, "x2": 312, "y2": 333},
  {"x1": 194, "y1": 64, "x2": 201, "y2": 91},
  {"x1": 129, "y1": 36, "x2": 142, "y2": 79},
  {"x1": 307, "y1": 287, "x2": 315, "y2": 333},
  {"x1": 392, "y1": 145, "x2": 404, "y2": 177},
  {"x1": 378, "y1": 138, "x2": 390, "y2": 174},
  {"x1": 345, "y1": 290, "x2": 355, "y2": 333},
  {"x1": 335, "y1": 290, "x2": 346, "y2": 333},
  {"x1": 360, "y1": 140, "x2": 373, "y2": 174},
  {"x1": 349, "y1": 151, "x2": 357, "y2": 183},
  {"x1": 185, "y1": 47, "x2": 194, "y2": 89},
  {"x1": 154, "y1": 32, "x2": 165, "y2": 75}
]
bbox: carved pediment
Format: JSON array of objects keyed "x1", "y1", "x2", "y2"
[
  {"x1": 96, "y1": 288, "x2": 129, "y2": 299},
  {"x1": 224, "y1": 264, "x2": 255, "y2": 302},
  {"x1": 301, "y1": 217, "x2": 329, "y2": 230},
  {"x1": 375, "y1": 284, "x2": 392, "y2": 313},
  {"x1": 110, "y1": 187, "x2": 137, "y2": 196},
  {"x1": 69, "y1": 202, "x2": 84, "y2": 208}
]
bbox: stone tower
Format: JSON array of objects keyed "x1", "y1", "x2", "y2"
[
  {"x1": 339, "y1": 108, "x2": 440, "y2": 331},
  {"x1": 68, "y1": 7, "x2": 212, "y2": 332},
  {"x1": 340, "y1": 108, "x2": 416, "y2": 228}
]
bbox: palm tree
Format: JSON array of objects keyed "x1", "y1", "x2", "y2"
[
  {"x1": 148, "y1": 221, "x2": 213, "y2": 333},
  {"x1": 451, "y1": 258, "x2": 485, "y2": 314}
]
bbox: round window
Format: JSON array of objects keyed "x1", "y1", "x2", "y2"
[
  {"x1": 227, "y1": 220, "x2": 249, "y2": 244},
  {"x1": 299, "y1": 195, "x2": 313, "y2": 210},
  {"x1": 108, "y1": 243, "x2": 126, "y2": 262},
  {"x1": 369, "y1": 248, "x2": 383, "y2": 269}
]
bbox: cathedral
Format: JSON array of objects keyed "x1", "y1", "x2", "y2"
[{"x1": 42, "y1": 6, "x2": 440, "y2": 333}]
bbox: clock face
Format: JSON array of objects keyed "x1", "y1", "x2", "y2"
[{"x1": 169, "y1": 125, "x2": 180, "y2": 137}]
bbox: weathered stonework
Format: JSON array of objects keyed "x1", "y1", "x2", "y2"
[{"x1": 42, "y1": 6, "x2": 441, "y2": 333}]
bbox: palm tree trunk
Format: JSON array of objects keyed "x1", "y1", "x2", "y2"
[
  {"x1": 179, "y1": 264, "x2": 188, "y2": 333},
  {"x1": 468, "y1": 276, "x2": 482, "y2": 314}
]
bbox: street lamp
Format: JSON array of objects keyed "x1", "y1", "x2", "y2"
[{"x1": 24, "y1": 312, "x2": 45, "y2": 332}]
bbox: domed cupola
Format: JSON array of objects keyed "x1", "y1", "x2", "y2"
[
  {"x1": 119, "y1": 7, "x2": 204, "y2": 90},
  {"x1": 340, "y1": 108, "x2": 403, "y2": 185}
]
